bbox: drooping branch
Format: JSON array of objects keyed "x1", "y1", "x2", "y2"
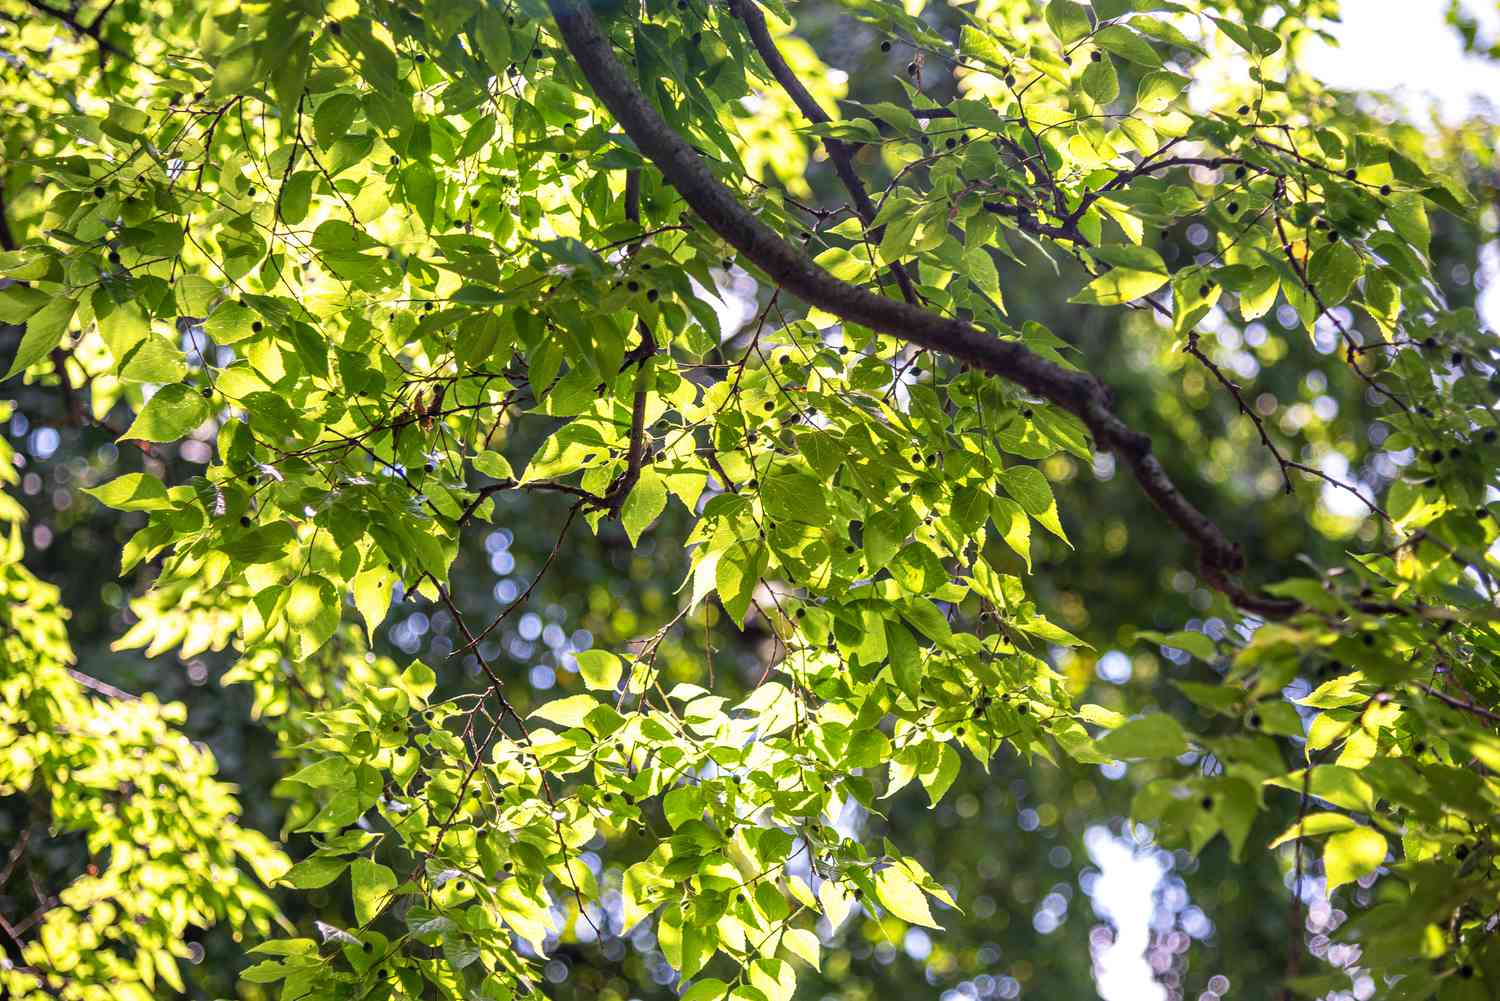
[
  {"x1": 544, "y1": 0, "x2": 1298, "y2": 618},
  {"x1": 607, "y1": 169, "x2": 655, "y2": 515},
  {"x1": 728, "y1": 0, "x2": 919, "y2": 305}
]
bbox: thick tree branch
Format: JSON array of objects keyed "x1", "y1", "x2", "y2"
[
  {"x1": 728, "y1": 0, "x2": 919, "y2": 305},
  {"x1": 545, "y1": 0, "x2": 1298, "y2": 618}
]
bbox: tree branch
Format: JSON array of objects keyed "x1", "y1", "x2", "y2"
[
  {"x1": 545, "y1": 0, "x2": 1298, "y2": 618},
  {"x1": 728, "y1": 0, "x2": 919, "y2": 305},
  {"x1": 24, "y1": 0, "x2": 128, "y2": 62},
  {"x1": 606, "y1": 168, "x2": 655, "y2": 515}
]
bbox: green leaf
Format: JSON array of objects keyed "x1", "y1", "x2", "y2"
[
  {"x1": 1135, "y1": 70, "x2": 1189, "y2": 112},
  {"x1": 205, "y1": 303, "x2": 260, "y2": 345},
  {"x1": 1136, "y1": 629, "x2": 1217, "y2": 662},
  {"x1": 761, "y1": 471, "x2": 827, "y2": 524},
  {"x1": 530, "y1": 694, "x2": 601, "y2": 728},
  {"x1": 1323, "y1": 827, "x2": 1386, "y2": 892},
  {"x1": 84, "y1": 473, "x2": 172, "y2": 511},
  {"x1": 681, "y1": 980, "x2": 732, "y2": 1001},
  {"x1": 1095, "y1": 714, "x2": 1189, "y2": 759},
  {"x1": 782, "y1": 927, "x2": 820, "y2": 969},
  {"x1": 1387, "y1": 192, "x2": 1429, "y2": 256},
  {"x1": 1070, "y1": 267, "x2": 1169, "y2": 305},
  {"x1": 1044, "y1": 0, "x2": 1092, "y2": 44},
  {"x1": 1237, "y1": 267, "x2": 1280, "y2": 321},
  {"x1": 576, "y1": 649, "x2": 623, "y2": 691},
  {"x1": 350, "y1": 858, "x2": 397, "y2": 926},
  {"x1": 286, "y1": 575, "x2": 340, "y2": 657},
  {"x1": 989, "y1": 496, "x2": 1032, "y2": 571},
  {"x1": 1268, "y1": 812, "x2": 1358, "y2": 849},
  {"x1": 622, "y1": 466, "x2": 668, "y2": 545},
  {"x1": 875, "y1": 862, "x2": 941, "y2": 929},
  {"x1": 3, "y1": 295, "x2": 76, "y2": 380},
  {"x1": 121, "y1": 384, "x2": 211, "y2": 443},
  {"x1": 919, "y1": 742, "x2": 961, "y2": 806},
  {"x1": 281, "y1": 856, "x2": 350, "y2": 889},
  {"x1": 890, "y1": 542, "x2": 947, "y2": 595},
  {"x1": 1080, "y1": 55, "x2": 1119, "y2": 104},
  {"x1": 1308, "y1": 242, "x2": 1363, "y2": 306},
  {"x1": 998, "y1": 466, "x2": 1068, "y2": 543},
  {"x1": 1093, "y1": 25, "x2": 1160, "y2": 66}
]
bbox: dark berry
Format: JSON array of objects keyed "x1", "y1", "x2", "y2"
[
  {"x1": 880, "y1": 41, "x2": 892, "y2": 52},
  {"x1": 108, "y1": 250, "x2": 121, "y2": 263},
  {"x1": 1227, "y1": 202, "x2": 1239, "y2": 214},
  {"x1": 93, "y1": 186, "x2": 105, "y2": 198},
  {"x1": 1200, "y1": 796, "x2": 1213, "y2": 810},
  {"x1": 239, "y1": 515, "x2": 251, "y2": 527},
  {"x1": 1380, "y1": 184, "x2": 1391, "y2": 196},
  {"x1": 646, "y1": 288, "x2": 658, "y2": 301}
]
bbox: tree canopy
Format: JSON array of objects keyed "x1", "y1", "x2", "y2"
[{"x1": 2, "y1": 0, "x2": 1499, "y2": 999}]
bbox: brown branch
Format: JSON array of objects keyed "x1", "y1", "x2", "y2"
[
  {"x1": 728, "y1": 0, "x2": 919, "y2": 305},
  {"x1": 545, "y1": 0, "x2": 1298, "y2": 618},
  {"x1": 67, "y1": 669, "x2": 137, "y2": 701},
  {"x1": 606, "y1": 169, "x2": 655, "y2": 516},
  {"x1": 1415, "y1": 682, "x2": 1500, "y2": 726},
  {"x1": 24, "y1": 0, "x2": 129, "y2": 62},
  {"x1": 0, "y1": 184, "x2": 15, "y2": 252},
  {"x1": 455, "y1": 478, "x2": 602, "y2": 526}
]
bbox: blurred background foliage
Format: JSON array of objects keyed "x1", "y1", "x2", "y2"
[{"x1": 2, "y1": 0, "x2": 1497, "y2": 999}]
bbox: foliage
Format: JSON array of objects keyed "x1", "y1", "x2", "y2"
[
  {"x1": 1, "y1": 0, "x2": 1499, "y2": 999},
  {"x1": 0, "y1": 402, "x2": 287, "y2": 999}
]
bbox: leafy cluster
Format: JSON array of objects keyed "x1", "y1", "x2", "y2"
[
  {"x1": 1, "y1": 0, "x2": 1498, "y2": 999},
  {"x1": 0, "y1": 403, "x2": 287, "y2": 1000}
]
